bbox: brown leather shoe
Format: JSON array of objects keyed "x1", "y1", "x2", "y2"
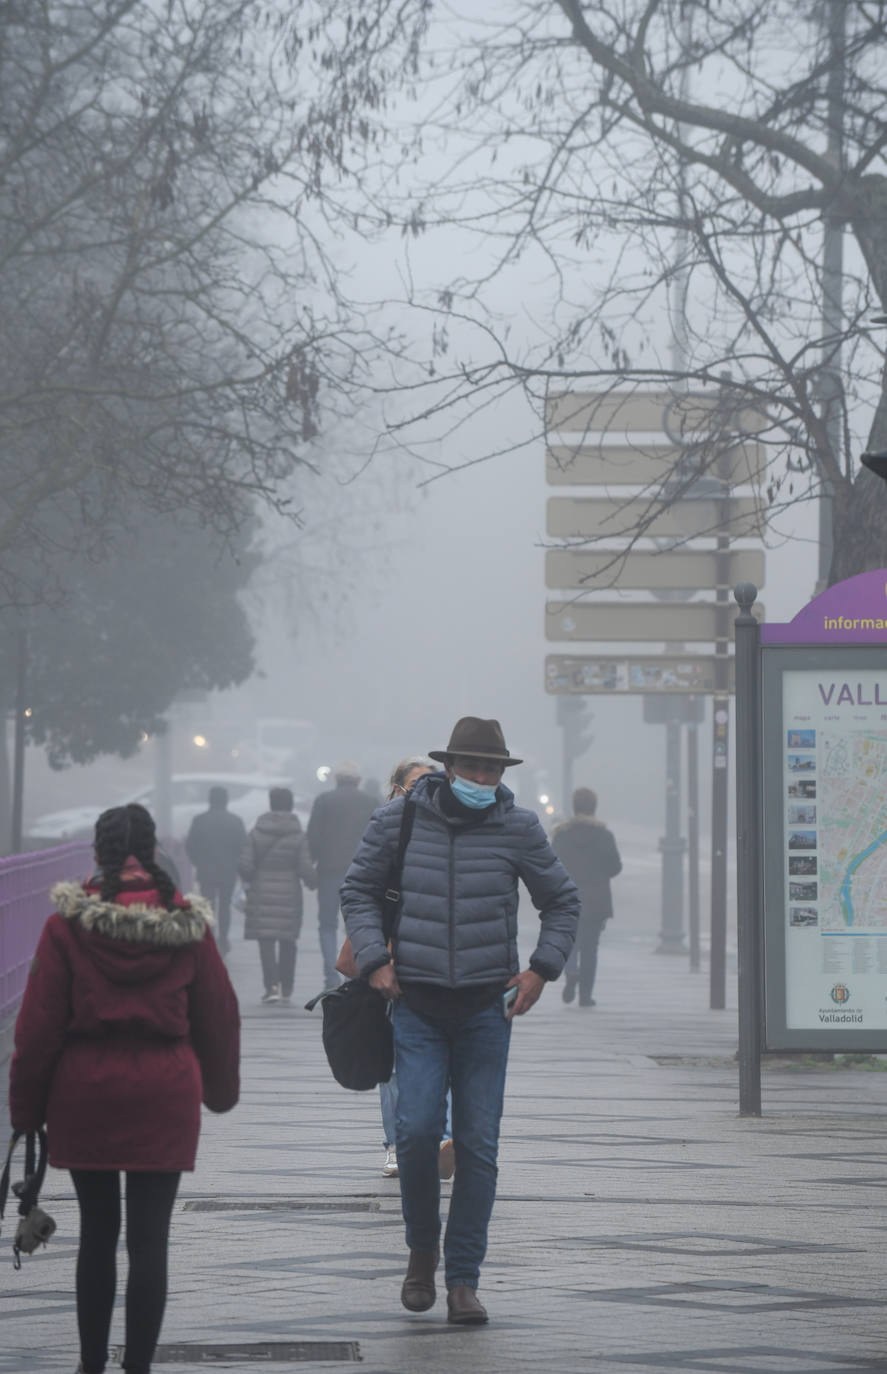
[
  {"x1": 401, "y1": 1247, "x2": 439, "y2": 1312},
  {"x1": 447, "y1": 1285, "x2": 488, "y2": 1324}
]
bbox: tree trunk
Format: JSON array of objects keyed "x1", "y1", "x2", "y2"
[{"x1": 828, "y1": 468, "x2": 887, "y2": 585}]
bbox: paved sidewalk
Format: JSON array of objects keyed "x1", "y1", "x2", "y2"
[{"x1": 4, "y1": 907, "x2": 887, "y2": 1374}]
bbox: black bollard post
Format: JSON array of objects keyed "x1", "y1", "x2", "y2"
[{"x1": 734, "y1": 582, "x2": 763, "y2": 1116}]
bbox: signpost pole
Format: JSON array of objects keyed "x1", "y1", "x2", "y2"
[
  {"x1": 734, "y1": 582, "x2": 763, "y2": 1115},
  {"x1": 687, "y1": 717, "x2": 701, "y2": 972},
  {"x1": 657, "y1": 701, "x2": 688, "y2": 953},
  {"x1": 709, "y1": 414, "x2": 734, "y2": 1010}
]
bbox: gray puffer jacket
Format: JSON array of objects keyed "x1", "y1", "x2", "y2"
[
  {"x1": 341, "y1": 773, "x2": 579, "y2": 986},
  {"x1": 238, "y1": 812, "x2": 317, "y2": 941}
]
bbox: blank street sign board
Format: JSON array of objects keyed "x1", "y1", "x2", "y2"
[
  {"x1": 547, "y1": 496, "x2": 765, "y2": 540},
  {"x1": 545, "y1": 599, "x2": 765, "y2": 643},
  {"x1": 545, "y1": 547, "x2": 766, "y2": 591},
  {"x1": 546, "y1": 442, "x2": 766, "y2": 488}
]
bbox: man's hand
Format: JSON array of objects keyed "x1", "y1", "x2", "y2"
[
  {"x1": 504, "y1": 968, "x2": 545, "y2": 1019},
  {"x1": 369, "y1": 962, "x2": 401, "y2": 1000}
]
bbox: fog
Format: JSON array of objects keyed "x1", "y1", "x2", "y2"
[
  {"x1": 22, "y1": 386, "x2": 820, "y2": 871},
  {"x1": 13, "y1": 0, "x2": 826, "y2": 880}
]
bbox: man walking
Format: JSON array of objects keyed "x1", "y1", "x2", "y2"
[
  {"x1": 341, "y1": 717, "x2": 579, "y2": 1325},
  {"x1": 552, "y1": 786, "x2": 622, "y2": 1007},
  {"x1": 184, "y1": 786, "x2": 247, "y2": 955},
  {"x1": 307, "y1": 761, "x2": 377, "y2": 987}
]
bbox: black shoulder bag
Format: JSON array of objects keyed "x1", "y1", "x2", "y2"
[
  {"x1": 0, "y1": 1130, "x2": 56, "y2": 1269},
  {"x1": 306, "y1": 798, "x2": 415, "y2": 1091}
]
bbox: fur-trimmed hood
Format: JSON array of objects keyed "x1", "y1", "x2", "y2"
[{"x1": 52, "y1": 881, "x2": 214, "y2": 948}]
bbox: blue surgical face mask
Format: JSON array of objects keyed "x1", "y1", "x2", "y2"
[{"x1": 450, "y1": 774, "x2": 498, "y2": 809}]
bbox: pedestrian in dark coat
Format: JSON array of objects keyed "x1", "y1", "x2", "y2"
[
  {"x1": 306, "y1": 761, "x2": 376, "y2": 987},
  {"x1": 184, "y1": 785, "x2": 247, "y2": 955},
  {"x1": 551, "y1": 787, "x2": 622, "y2": 1007},
  {"x1": 342, "y1": 716, "x2": 579, "y2": 1325},
  {"x1": 8, "y1": 802, "x2": 239, "y2": 1374},
  {"x1": 238, "y1": 786, "x2": 316, "y2": 1004}
]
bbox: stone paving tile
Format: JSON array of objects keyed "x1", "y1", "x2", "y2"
[{"x1": 4, "y1": 920, "x2": 887, "y2": 1372}]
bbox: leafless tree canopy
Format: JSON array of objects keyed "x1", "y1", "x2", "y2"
[
  {"x1": 0, "y1": 0, "x2": 420, "y2": 606},
  {"x1": 310, "y1": 0, "x2": 887, "y2": 582}
]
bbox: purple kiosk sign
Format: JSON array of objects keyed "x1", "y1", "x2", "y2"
[{"x1": 752, "y1": 570, "x2": 887, "y2": 1058}]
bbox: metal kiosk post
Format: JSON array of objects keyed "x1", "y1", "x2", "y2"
[{"x1": 733, "y1": 583, "x2": 763, "y2": 1116}]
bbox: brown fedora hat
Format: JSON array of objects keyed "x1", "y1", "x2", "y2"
[{"x1": 429, "y1": 717, "x2": 522, "y2": 767}]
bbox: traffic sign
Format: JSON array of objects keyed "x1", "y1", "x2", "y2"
[
  {"x1": 545, "y1": 547, "x2": 766, "y2": 591},
  {"x1": 546, "y1": 599, "x2": 763, "y2": 643},
  {"x1": 546, "y1": 389, "x2": 765, "y2": 436},
  {"x1": 546, "y1": 653, "x2": 736, "y2": 694},
  {"x1": 547, "y1": 495, "x2": 764, "y2": 540},
  {"x1": 546, "y1": 441, "x2": 765, "y2": 487}
]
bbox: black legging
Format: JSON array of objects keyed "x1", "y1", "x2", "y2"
[{"x1": 71, "y1": 1169, "x2": 181, "y2": 1374}]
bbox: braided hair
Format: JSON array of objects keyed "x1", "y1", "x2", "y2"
[{"x1": 93, "y1": 803, "x2": 177, "y2": 910}]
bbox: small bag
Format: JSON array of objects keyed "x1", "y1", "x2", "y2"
[
  {"x1": 306, "y1": 979, "x2": 394, "y2": 1090},
  {"x1": 0, "y1": 1130, "x2": 56, "y2": 1270},
  {"x1": 307, "y1": 799, "x2": 415, "y2": 1090}
]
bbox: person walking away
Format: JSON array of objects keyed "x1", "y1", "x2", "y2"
[
  {"x1": 239, "y1": 786, "x2": 317, "y2": 1004},
  {"x1": 8, "y1": 802, "x2": 239, "y2": 1374},
  {"x1": 342, "y1": 717, "x2": 579, "y2": 1325},
  {"x1": 307, "y1": 761, "x2": 376, "y2": 988},
  {"x1": 551, "y1": 787, "x2": 622, "y2": 1008},
  {"x1": 184, "y1": 786, "x2": 247, "y2": 956}
]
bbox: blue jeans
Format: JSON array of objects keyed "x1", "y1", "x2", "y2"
[
  {"x1": 316, "y1": 872, "x2": 343, "y2": 985},
  {"x1": 393, "y1": 998, "x2": 511, "y2": 1289}
]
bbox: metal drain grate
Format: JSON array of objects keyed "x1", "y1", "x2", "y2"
[
  {"x1": 132, "y1": 1341, "x2": 360, "y2": 1363},
  {"x1": 183, "y1": 1199, "x2": 379, "y2": 1213}
]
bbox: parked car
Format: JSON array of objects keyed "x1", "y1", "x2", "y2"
[{"x1": 27, "y1": 773, "x2": 311, "y2": 844}]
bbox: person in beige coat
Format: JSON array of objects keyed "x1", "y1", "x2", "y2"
[{"x1": 239, "y1": 787, "x2": 316, "y2": 1004}]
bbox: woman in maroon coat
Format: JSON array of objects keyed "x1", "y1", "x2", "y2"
[{"x1": 8, "y1": 803, "x2": 240, "y2": 1374}]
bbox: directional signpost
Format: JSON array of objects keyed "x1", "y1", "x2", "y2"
[
  {"x1": 546, "y1": 388, "x2": 765, "y2": 435},
  {"x1": 547, "y1": 495, "x2": 764, "y2": 540},
  {"x1": 547, "y1": 441, "x2": 767, "y2": 488},
  {"x1": 546, "y1": 599, "x2": 764, "y2": 643},
  {"x1": 546, "y1": 654, "x2": 737, "y2": 695},
  {"x1": 546, "y1": 548, "x2": 765, "y2": 591},
  {"x1": 543, "y1": 387, "x2": 767, "y2": 996}
]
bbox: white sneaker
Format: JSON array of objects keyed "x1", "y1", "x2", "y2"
[
  {"x1": 438, "y1": 1138, "x2": 455, "y2": 1180},
  {"x1": 382, "y1": 1148, "x2": 399, "y2": 1178},
  {"x1": 262, "y1": 985, "x2": 281, "y2": 1004}
]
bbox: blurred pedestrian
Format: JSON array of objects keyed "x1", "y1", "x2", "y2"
[
  {"x1": 551, "y1": 787, "x2": 622, "y2": 1008},
  {"x1": 8, "y1": 802, "x2": 239, "y2": 1374},
  {"x1": 184, "y1": 786, "x2": 247, "y2": 956},
  {"x1": 307, "y1": 761, "x2": 376, "y2": 988},
  {"x1": 375, "y1": 756, "x2": 453, "y2": 1184},
  {"x1": 239, "y1": 786, "x2": 317, "y2": 1005},
  {"x1": 342, "y1": 717, "x2": 579, "y2": 1325}
]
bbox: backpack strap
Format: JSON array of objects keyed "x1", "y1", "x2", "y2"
[{"x1": 382, "y1": 797, "x2": 415, "y2": 946}]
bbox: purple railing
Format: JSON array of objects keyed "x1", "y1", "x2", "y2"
[
  {"x1": 0, "y1": 840, "x2": 193, "y2": 1024},
  {"x1": 0, "y1": 843, "x2": 93, "y2": 1024}
]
